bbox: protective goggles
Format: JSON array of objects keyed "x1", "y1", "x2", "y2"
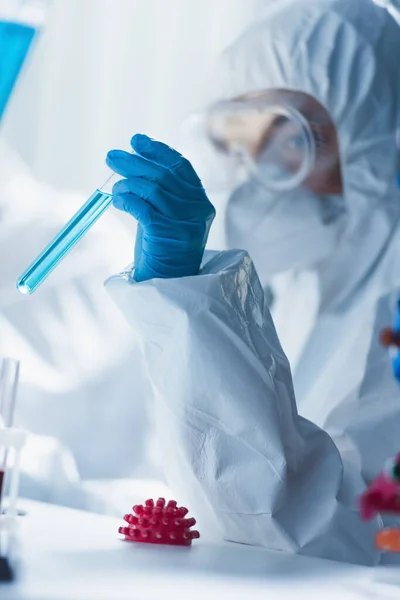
[{"x1": 204, "y1": 91, "x2": 335, "y2": 192}]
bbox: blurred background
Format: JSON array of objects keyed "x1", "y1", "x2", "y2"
[{"x1": 2, "y1": 0, "x2": 268, "y2": 200}]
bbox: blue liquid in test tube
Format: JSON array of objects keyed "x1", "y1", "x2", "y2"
[
  {"x1": 0, "y1": 20, "x2": 36, "y2": 121},
  {"x1": 16, "y1": 174, "x2": 119, "y2": 294}
]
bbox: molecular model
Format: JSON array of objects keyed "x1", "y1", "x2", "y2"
[
  {"x1": 380, "y1": 328, "x2": 400, "y2": 349},
  {"x1": 360, "y1": 454, "x2": 400, "y2": 552},
  {"x1": 360, "y1": 454, "x2": 400, "y2": 521},
  {"x1": 358, "y1": 322, "x2": 400, "y2": 552},
  {"x1": 118, "y1": 498, "x2": 200, "y2": 546}
]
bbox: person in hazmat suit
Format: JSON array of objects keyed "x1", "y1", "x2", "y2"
[{"x1": 104, "y1": 0, "x2": 400, "y2": 565}]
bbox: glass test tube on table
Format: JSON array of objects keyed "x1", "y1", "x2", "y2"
[
  {"x1": 0, "y1": 358, "x2": 25, "y2": 582},
  {"x1": 17, "y1": 172, "x2": 121, "y2": 294}
]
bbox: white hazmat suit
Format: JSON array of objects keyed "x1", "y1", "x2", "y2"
[{"x1": 106, "y1": 0, "x2": 400, "y2": 565}]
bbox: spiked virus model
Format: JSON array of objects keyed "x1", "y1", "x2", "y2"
[{"x1": 118, "y1": 498, "x2": 200, "y2": 546}]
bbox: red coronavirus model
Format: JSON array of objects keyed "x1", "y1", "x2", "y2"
[{"x1": 118, "y1": 498, "x2": 200, "y2": 547}]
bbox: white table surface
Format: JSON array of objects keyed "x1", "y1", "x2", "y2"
[{"x1": 0, "y1": 500, "x2": 399, "y2": 600}]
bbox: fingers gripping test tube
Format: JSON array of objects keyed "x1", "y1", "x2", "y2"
[{"x1": 16, "y1": 172, "x2": 120, "y2": 294}]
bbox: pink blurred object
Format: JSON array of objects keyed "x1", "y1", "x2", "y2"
[
  {"x1": 359, "y1": 453, "x2": 400, "y2": 521},
  {"x1": 118, "y1": 497, "x2": 200, "y2": 546}
]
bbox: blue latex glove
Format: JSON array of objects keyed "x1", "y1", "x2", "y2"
[{"x1": 106, "y1": 134, "x2": 215, "y2": 283}]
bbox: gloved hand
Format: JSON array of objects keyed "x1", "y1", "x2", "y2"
[{"x1": 106, "y1": 134, "x2": 215, "y2": 283}]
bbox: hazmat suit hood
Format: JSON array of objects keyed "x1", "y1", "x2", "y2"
[{"x1": 208, "y1": 0, "x2": 400, "y2": 312}]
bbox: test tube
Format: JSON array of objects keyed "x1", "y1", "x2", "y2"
[
  {"x1": 16, "y1": 172, "x2": 120, "y2": 294},
  {"x1": 0, "y1": 358, "x2": 20, "y2": 514}
]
